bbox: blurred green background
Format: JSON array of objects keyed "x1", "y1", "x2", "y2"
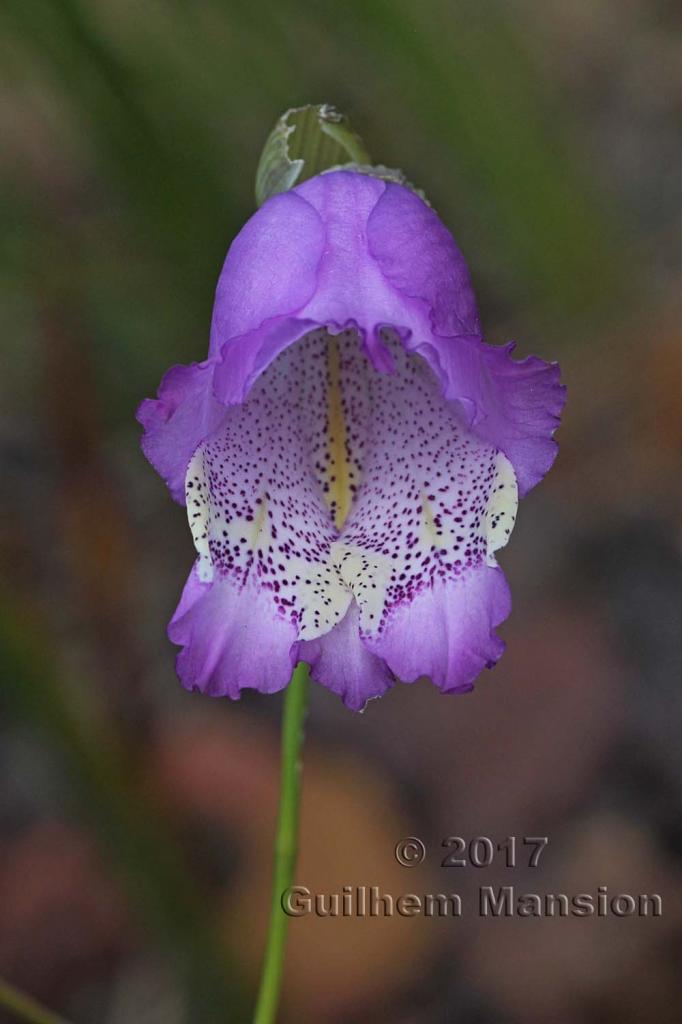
[{"x1": 1, "y1": 1, "x2": 680, "y2": 1022}]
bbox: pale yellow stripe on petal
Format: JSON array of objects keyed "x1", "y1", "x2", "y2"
[{"x1": 326, "y1": 337, "x2": 353, "y2": 529}]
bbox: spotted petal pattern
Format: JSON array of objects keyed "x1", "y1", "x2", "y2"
[
  {"x1": 168, "y1": 327, "x2": 520, "y2": 706},
  {"x1": 335, "y1": 330, "x2": 517, "y2": 639},
  {"x1": 184, "y1": 329, "x2": 352, "y2": 642}
]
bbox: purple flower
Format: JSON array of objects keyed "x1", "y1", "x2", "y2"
[{"x1": 138, "y1": 171, "x2": 565, "y2": 710}]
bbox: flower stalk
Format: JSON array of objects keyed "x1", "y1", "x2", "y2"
[{"x1": 252, "y1": 662, "x2": 310, "y2": 1024}]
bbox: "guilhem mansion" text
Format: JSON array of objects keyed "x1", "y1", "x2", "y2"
[{"x1": 282, "y1": 884, "x2": 663, "y2": 919}]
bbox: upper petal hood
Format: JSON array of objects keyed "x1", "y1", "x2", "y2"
[
  {"x1": 209, "y1": 171, "x2": 484, "y2": 406},
  {"x1": 139, "y1": 170, "x2": 564, "y2": 511}
]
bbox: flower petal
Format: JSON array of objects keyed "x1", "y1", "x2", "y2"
[
  {"x1": 293, "y1": 172, "x2": 394, "y2": 329},
  {"x1": 209, "y1": 190, "x2": 325, "y2": 356},
  {"x1": 365, "y1": 568, "x2": 511, "y2": 692},
  {"x1": 136, "y1": 360, "x2": 224, "y2": 504},
  {"x1": 423, "y1": 336, "x2": 566, "y2": 496},
  {"x1": 212, "y1": 316, "x2": 317, "y2": 406},
  {"x1": 366, "y1": 179, "x2": 480, "y2": 337},
  {"x1": 300, "y1": 602, "x2": 394, "y2": 711},
  {"x1": 168, "y1": 565, "x2": 297, "y2": 697}
]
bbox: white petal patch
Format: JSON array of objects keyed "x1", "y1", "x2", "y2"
[
  {"x1": 331, "y1": 541, "x2": 393, "y2": 634},
  {"x1": 185, "y1": 447, "x2": 213, "y2": 583},
  {"x1": 485, "y1": 452, "x2": 518, "y2": 566}
]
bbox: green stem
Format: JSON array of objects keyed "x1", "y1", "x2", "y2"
[
  {"x1": 252, "y1": 662, "x2": 310, "y2": 1024},
  {"x1": 0, "y1": 978, "x2": 70, "y2": 1024}
]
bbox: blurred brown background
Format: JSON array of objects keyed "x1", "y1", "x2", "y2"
[{"x1": 1, "y1": 1, "x2": 681, "y2": 1021}]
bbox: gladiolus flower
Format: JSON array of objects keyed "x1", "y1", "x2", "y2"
[{"x1": 138, "y1": 171, "x2": 565, "y2": 709}]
